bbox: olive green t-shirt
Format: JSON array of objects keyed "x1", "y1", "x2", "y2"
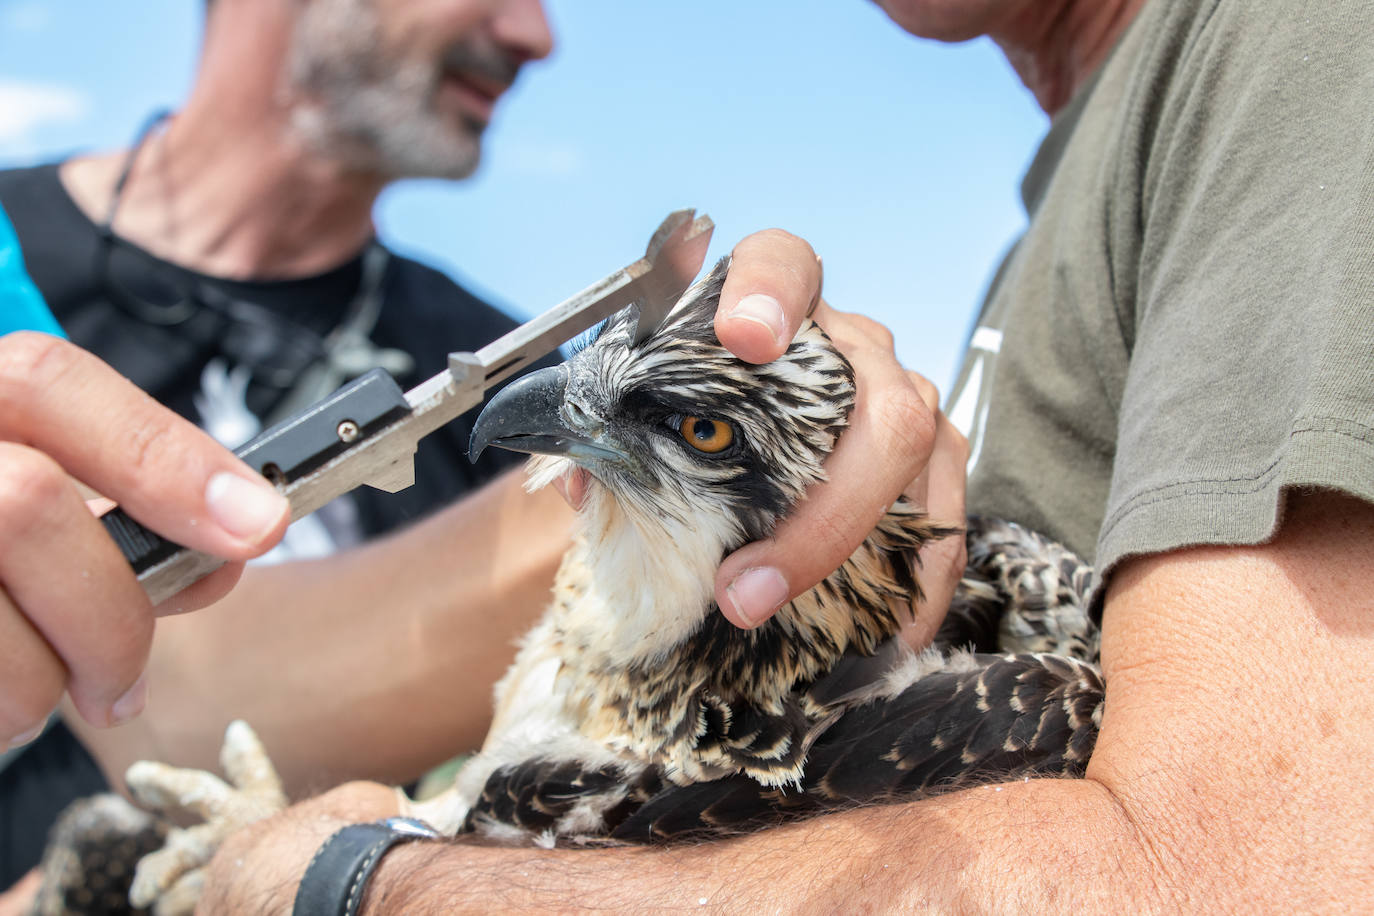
[{"x1": 946, "y1": 0, "x2": 1374, "y2": 609}]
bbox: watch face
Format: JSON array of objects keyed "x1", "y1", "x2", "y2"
[{"x1": 382, "y1": 816, "x2": 442, "y2": 839}]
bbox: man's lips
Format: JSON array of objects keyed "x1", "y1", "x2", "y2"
[{"x1": 440, "y1": 69, "x2": 511, "y2": 122}]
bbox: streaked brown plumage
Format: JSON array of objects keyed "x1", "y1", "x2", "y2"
[{"x1": 457, "y1": 518, "x2": 1101, "y2": 843}]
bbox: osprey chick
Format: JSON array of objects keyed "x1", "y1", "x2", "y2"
[{"x1": 430, "y1": 256, "x2": 1102, "y2": 842}]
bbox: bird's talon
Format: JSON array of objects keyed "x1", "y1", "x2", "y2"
[{"x1": 128, "y1": 721, "x2": 286, "y2": 912}]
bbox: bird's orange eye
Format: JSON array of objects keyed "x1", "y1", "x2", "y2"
[{"x1": 677, "y1": 416, "x2": 734, "y2": 454}]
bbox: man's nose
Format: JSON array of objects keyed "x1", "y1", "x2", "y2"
[{"x1": 493, "y1": 0, "x2": 555, "y2": 62}]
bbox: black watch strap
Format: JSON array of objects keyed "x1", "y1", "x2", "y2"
[{"x1": 293, "y1": 817, "x2": 440, "y2": 916}]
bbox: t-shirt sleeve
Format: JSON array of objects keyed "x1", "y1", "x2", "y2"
[
  {"x1": 0, "y1": 202, "x2": 64, "y2": 338},
  {"x1": 1095, "y1": 1, "x2": 1374, "y2": 581}
]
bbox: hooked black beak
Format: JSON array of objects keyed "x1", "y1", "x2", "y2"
[
  {"x1": 469, "y1": 364, "x2": 571, "y2": 461},
  {"x1": 469, "y1": 364, "x2": 628, "y2": 466}
]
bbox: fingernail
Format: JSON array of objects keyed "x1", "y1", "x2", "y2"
[
  {"x1": 727, "y1": 294, "x2": 786, "y2": 346},
  {"x1": 7, "y1": 722, "x2": 45, "y2": 750},
  {"x1": 111, "y1": 674, "x2": 149, "y2": 725},
  {"x1": 205, "y1": 472, "x2": 289, "y2": 542},
  {"x1": 725, "y1": 567, "x2": 789, "y2": 627}
]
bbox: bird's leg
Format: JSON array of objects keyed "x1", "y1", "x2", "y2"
[
  {"x1": 401, "y1": 786, "x2": 468, "y2": 835},
  {"x1": 124, "y1": 720, "x2": 287, "y2": 915}
]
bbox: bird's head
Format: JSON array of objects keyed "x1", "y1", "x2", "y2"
[{"x1": 470, "y1": 257, "x2": 854, "y2": 556}]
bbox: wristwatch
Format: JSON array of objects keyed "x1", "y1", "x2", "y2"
[{"x1": 293, "y1": 817, "x2": 441, "y2": 916}]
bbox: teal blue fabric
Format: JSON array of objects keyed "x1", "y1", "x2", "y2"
[{"x1": 0, "y1": 202, "x2": 64, "y2": 338}]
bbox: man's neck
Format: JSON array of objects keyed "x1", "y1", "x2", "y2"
[
  {"x1": 991, "y1": 0, "x2": 1148, "y2": 114},
  {"x1": 61, "y1": 109, "x2": 383, "y2": 281}
]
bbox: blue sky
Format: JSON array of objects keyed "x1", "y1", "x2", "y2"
[{"x1": 0, "y1": 0, "x2": 1048, "y2": 390}]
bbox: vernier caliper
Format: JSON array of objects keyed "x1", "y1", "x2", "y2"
[{"x1": 103, "y1": 210, "x2": 714, "y2": 604}]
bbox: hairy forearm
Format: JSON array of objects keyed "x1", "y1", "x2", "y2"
[
  {"x1": 366, "y1": 778, "x2": 1159, "y2": 914},
  {"x1": 70, "y1": 470, "x2": 574, "y2": 794}
]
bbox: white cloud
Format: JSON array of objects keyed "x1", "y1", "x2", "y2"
[{"x1": 0, "y1": 81, "x2": 91, "y2": 146}]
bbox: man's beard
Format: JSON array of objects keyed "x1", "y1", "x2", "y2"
[{"x1": 286, "y1": 0, "x2": 520, "y2": 180}]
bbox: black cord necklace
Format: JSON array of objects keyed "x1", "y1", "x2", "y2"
[{"x1": 98, "y1": 109, "x2": 194, "y2": 325}]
